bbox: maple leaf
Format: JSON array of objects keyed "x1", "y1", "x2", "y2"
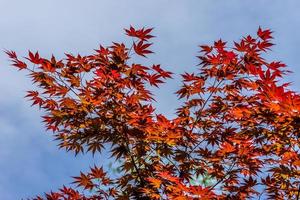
[
  {"x1": 152, "y1": 64, "x2": 173, "y2": 79},
  {"x1": 133, "y1": 41, "x2": 153, "y2": 57},
  {"x1": 72, "y1": 172, "x2": 94, "y2": 190},
  {"x1": 125, "y1": 26, "x2": 154, "y2": 41},
  {"x1": 214, "y1": 39, "x2": 226, "y2": 52},
  {"x1": 5, "y1": 50, "x2": 27, "y2": 70},
  {"x1": 257, "y1": 40, "x2": 274, "y2": 51},
  {"x1": 234, "y1": 42, "x2": 245, "y2": 53},
  {"x1": 90, "y1": 168, "x2": 104, "y2": 180},
  {"x1": 25, "y1": 91, "x2": 44, "y2": 107},
  {"x1": 27, "y1": 51, "x2": 42, "y2": 64},
  {"x1": 257, "y1": 26, "x2": 273, "y2": 40},
  {"x1": 87, "y1": 142, "x2": 103, "y2": 155},
  {"x1": 95, "y1": 45, "x2": 110, "y2": 56},
  {"x1": 199, "y1": 45, "x2": 213, "y2": 54},
  {"x1": 147, "y1": 73, "x2": 164, "y2": 87}
]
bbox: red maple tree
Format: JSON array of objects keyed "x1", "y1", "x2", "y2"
[{"x1": 6, "y1": 26, "x2": 300, "y2": 199}]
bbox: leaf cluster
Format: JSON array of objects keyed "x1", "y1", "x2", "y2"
[{"x1": 6, "y1": 27, "x2": 300, "y2": 199}]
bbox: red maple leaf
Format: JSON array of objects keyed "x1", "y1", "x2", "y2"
[
  {"x1": 125, "y1": 26, "x2": 154, "y2": 41},
  {"x1": 133, "y1": 41, "x2": 153, "y2": 57}
]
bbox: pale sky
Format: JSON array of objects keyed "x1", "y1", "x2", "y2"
[{"x1": 0, "y1": 0, "x2": 300, "y2": 199}]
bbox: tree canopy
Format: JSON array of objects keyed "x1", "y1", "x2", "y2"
[{"x1": 6, "y1": 26, "x2": 300, "y2": 199}]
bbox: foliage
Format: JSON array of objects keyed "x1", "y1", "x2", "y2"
[{"x1": 6, "y1": 26, "x2": 300, "y2": 199}]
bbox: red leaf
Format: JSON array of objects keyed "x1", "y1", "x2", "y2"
[
  {"x1": 133, "y1": 41, "x2": 153, "y2": 57},
  {"x1": 234, "y1": 40, "x2": 248, "y2": 52},
  {"x1": 152, "y1": 65, "x2": 173, "y2": 79},
  {"x1": 199, "y1": 45, "x2": 213, "y2": 54},
  {"x1": 5, "y1": 50, "x2": 27, "y2": 70},
  {"x1": 257, "y1": 27, "x2": 273, "y2": 40},
  {"x1": 148, "y1": 74, "x2": 163, "y2": 87},
  {"x1": 214, "y1": 39, "x2": 226, "y2": 52},
  {"x1": 90, "y1": 166, "x2": 105, "y2": 179},
  {"x1": 72, "y1": 172, "x2": 94, "y2": 190},
  {"x1": 25, "y1": 90, "x2": 44, "y2": 107},
  {"x1": 27, "y1": 51, "x2": 42, "y2": 64},
  {"x1": 125, "y1": 26, "x2": 154, "y2": 41}
]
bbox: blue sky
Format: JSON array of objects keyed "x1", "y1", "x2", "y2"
[{"x1": 1, "y1": 0, "x2": 300, "y2": 199}]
